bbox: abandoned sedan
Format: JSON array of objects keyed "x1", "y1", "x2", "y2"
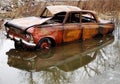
[{"x1": 4, "y1": 5, "x2": 114, "y2": 49}]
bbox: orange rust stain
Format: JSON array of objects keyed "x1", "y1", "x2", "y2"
[
  {"x1": 82, "y1": 24, "x2": 99, "y2": 40},
  {"x1": 63, "y1": 29, "x2": 82, "y2": 42}
]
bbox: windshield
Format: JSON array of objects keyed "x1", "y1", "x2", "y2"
[{"x1": 40, "y1": 8, "x2": 53, "y2": 18}]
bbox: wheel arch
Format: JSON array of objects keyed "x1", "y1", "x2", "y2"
[{"x1": 46, "y1": 37, "x2": 56, "y2": 47}]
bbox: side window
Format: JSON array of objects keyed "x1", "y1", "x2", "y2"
[
  {"x1": 52, "y1": 12, "x2": 66, "y2": 23},
  {"x1": 81, "y1": 12, "x2": 97, "y2": 23},
  {"x1": 66, "y1": 12, "x2": 80, "y2": 23}
]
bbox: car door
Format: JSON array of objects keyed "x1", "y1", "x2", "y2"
[
  {"x1": 81, "y1": 11, "x2": 99, "y2": 40},
  {"x1": 63, "y1": 12, "x2": 82, "y2": 42}
]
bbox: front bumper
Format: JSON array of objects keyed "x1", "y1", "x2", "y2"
[{"x1": 4, "y1": 32, "x2": 36, "y2": 47}]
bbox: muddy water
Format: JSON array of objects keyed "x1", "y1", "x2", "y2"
[{"x1": 0, "y1": 25, "x2": 120, "y2": 84}]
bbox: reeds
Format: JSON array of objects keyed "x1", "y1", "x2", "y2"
[{"x1": 1, "y1": 0, "x2": 120, "y2": 20}]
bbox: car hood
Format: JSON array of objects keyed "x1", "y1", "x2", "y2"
[{"x1": 7, "y1": 16, "x2": 51, "y2": 29}]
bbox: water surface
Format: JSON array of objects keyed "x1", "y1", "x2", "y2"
[{"x1": 0, "y1": 26, "x2": 120, "y2": 84}]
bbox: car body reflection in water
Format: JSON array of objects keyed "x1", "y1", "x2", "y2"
[{"x1": 7, "y1": 35, "x2": 114, "y2": 84}]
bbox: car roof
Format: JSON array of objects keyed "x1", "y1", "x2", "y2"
[{"x1": 46, "y1": 5, "x2": 82, "y2": 15}]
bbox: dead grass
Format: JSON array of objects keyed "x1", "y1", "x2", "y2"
[
  {"x1": 0, "y1": 0, "x2": 120, "y2": 30},
  {"x1": 1, "y1": 0, "x2": 120, "y2": 20}
]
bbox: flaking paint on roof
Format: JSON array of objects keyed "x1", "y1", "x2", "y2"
[{"x1": 46, "y1": 5, "x2": 81, "y2": 15}]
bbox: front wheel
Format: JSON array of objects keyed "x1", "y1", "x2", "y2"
[
  {"x1": 37, "y1": 38, "x2": 51, "y2": 50},
  {"x1": 14, "y1": 41, "x2": 22, "y2": 49}
]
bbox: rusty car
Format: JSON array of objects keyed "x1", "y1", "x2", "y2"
[
  {"x1": 4, "y1": 5, "x2": 114, "y2": 49},
  {"x1": 7, "y1": 35, "x2": 114, "y2": 71}
]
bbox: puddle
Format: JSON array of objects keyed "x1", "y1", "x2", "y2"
[{"x1": 0, "y1": 27, "x2": 120, "y2": 84}]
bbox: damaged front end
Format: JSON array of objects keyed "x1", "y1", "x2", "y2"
[
  {"x1": 4, "y1": 16, "x2": 52, "y2": 49},
  {"x1": 4, "y1": 22, "x2": 36, "y2": 48}
]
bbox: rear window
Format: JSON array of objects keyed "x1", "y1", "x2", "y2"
[{"x1": 81, "y1": 12, "x2": 97, "y2": 23}]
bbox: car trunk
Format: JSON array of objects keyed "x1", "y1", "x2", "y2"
[{"x1": 98, "y1": 19, "x2": 115, "y2": 35}]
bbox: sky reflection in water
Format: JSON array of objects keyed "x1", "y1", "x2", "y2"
[{"x1": 0, "y1": 30, "x2": 117, "y2": 84}]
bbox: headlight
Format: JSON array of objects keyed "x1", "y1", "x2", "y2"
[{"x1": 26, "y1": 33, "x2": 34, "y2": 43}]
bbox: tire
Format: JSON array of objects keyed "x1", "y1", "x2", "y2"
[
  {"x1": 14, "y1": 41, "x2": 22, "y2": 49},
  {"x1": 37, "y1": 38, "x2": 51, "y2": 50}
]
